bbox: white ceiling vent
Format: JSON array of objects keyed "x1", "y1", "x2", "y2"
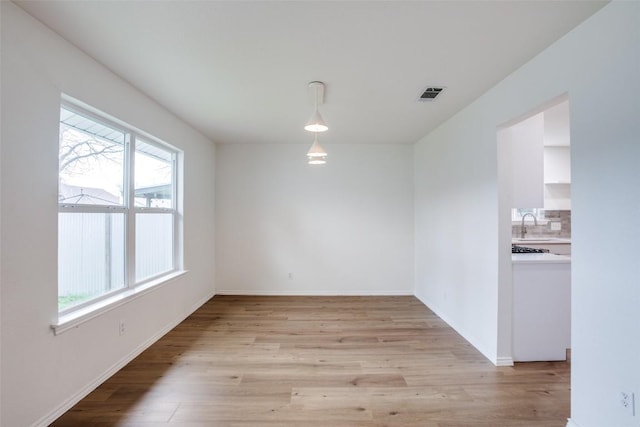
[{"x1": 417, "y1": 86, "x2": 445, "y2": 102}]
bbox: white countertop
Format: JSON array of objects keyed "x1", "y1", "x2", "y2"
[
  {"x1": 512, "y1": 253, "x2": 571, "y2": 264},
  {"x1": 512, "y1": 238, "x2": 571, "y2": 244}
]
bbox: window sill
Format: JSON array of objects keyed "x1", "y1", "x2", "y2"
[
  {"x1": 52, "y1": 270, "x2": 188, "y2": 335},
  {"x1": 511, "y1": 219, "x2": 549, "y2": 226}
]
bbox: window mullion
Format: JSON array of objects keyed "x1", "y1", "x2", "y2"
[
  {"x1": 172, "y1": 155, "x2": 180, "y2": 270},
  {"x1": 126, "y1": 134, "x2": 136, "y2": 289}
]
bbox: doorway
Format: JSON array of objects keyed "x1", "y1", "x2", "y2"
[{"x1": 496, "y1": 94, "x2": 572, "y2": 364}]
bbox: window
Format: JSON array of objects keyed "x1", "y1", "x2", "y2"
[
  {"x1": 58, "y1": 102, "x2": 179, "y2": 312},
  {"x1": 511, "y1": 208, "x2": 546, "y2": 222}
]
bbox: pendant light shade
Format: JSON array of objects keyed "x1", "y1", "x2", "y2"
[
  {"x1": 307, "y1": 133, "x2": 327, "y2": 157},
  {"x1": 304, "y1": 110, "x2": 328, "y2": 132},
  {"x1": 307, "y1": 133, "x2": 327, "y2": 165},
  {"x1": 304, "y1": 81, "x2": 328, "y2": 132}
]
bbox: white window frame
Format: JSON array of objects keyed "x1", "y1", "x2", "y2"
[
  {"x1": 132, "y1": 136, "x2": 180, "y2": 284},
  {"x1": 55, "y1": 99, "x2": 183, "y2": 332}
]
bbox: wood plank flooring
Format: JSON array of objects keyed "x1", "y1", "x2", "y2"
[{"x1": 51, "y1": 296, "x2": 570, "y2": 426}]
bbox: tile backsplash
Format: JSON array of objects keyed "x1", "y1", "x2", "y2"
[{"x1": 513, "y1": 210, "x2": 571, "y2": 239}]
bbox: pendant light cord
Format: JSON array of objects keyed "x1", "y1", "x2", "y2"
[{"x1": 314, "y1": 83, "x2": 319, "y2": 115}]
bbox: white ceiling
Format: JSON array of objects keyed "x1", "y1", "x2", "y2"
[{"x1": 15, "y1": 1, "x2": 606, "y2": 146}]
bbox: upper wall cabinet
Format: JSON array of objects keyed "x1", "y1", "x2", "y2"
[
  {"x1": 542, "y1": 100, "x2": 570, "y2": 147},
  {"x1": 502, "y1": 112, "x2": 545, "y2": 209},
  {"x1": 543, "y1": 100, "x2": 571, "y2": 210},
  {"x1": 544, "y1": 146, "x2": 571, "y2": 184}
]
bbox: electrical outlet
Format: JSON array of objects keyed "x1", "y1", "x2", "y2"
[
  {"x1": 621, "y1": 392, "x2": 636, "y2": 416},
  {"x1": 550, "y1": 221, "x2": 562, "y2": 231},
  {"x1": 119, "y1": 320, "x2": 126, "y2": 336}
]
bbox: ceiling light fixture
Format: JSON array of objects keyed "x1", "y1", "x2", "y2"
[
  {"x1": 304, "y1": 81, "x2": 329, "y2": 165},
  {"x1": 307, "y1": 132, "x2": 327, "y2": 165},
  {"x1": 304, "y1": 81, "x2": 328, "y2": 132}
]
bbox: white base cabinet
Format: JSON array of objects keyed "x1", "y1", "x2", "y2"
[{"x1": 512, "y1": 254, "x2": 571, "y2": 361}]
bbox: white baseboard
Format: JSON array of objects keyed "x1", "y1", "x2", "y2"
[
  {"x1": 495, "y1": 356, "x2": 514, "y2": 366},
  {"x1": 215, "y1": 289, "x2": 412, "y2": 296},
  {"x1": 33, "y1": 291, "x2": 215, "y2": 427},
  {"x1": 566, "y1": 418, "x2": 581, "y2": 427}
]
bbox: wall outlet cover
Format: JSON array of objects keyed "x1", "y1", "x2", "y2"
[{"x1": 550, "y1": 222, "x2": 562, "y2": 231}]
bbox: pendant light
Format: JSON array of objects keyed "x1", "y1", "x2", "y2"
[
  {"x1": 304, "y1": 81, "x2": 329, "y2": 165},
  {"x1": 304, "y1": 81, "x2": 328, "y2": 132},
  {"x1": 307, "y1": 132, "x2": 327, "y2": 165}
]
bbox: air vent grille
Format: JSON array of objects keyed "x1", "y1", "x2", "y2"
[{"x1": 418, "y1": 86, "x2": 445, "y2": 102}]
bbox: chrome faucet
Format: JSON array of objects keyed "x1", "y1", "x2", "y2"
[{"x1": 520, "y1": 212, "x2": 538, "y2": 239}]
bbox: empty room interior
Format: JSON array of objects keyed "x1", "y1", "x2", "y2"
[{"x1": 1, "y1": 1, "x2": 639, "y2": 426}]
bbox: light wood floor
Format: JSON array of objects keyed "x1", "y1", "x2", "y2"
[{"x1": 52, "y1": 296, "x2": 570, "y2": 426}]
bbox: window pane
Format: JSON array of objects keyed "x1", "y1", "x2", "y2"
[
  {"x1": 58, "y1": 212, "x2": 126, "y2": 310},
  {"x1": 136, "y1": 213, "x2": 174, "y2": 281},
  {"x1": 135, "y1": 140, "x2": 173, "y2": 208},
  {"x1": 59, "y1": 107, "x2": 125, "y2": 206},
  {"x1": 512, "y1": 208, "x2": 545, "y2": 220}
]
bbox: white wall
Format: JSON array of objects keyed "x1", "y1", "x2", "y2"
[
  {"x1": 0, "y1": 3, "x2": 216, "y2": 426},
  {"x1": 216, "y1": 143, "x2": 414, "y2": 295},
  {"x1": 414, "y1": 2, "x2": 639, "y2": 426},
  {"x1": 567, "y1": 4, "x2": 640, "y2": 425},
  {"x1": 414, "y1": 105, "x2": 503, "y2": 362}
]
